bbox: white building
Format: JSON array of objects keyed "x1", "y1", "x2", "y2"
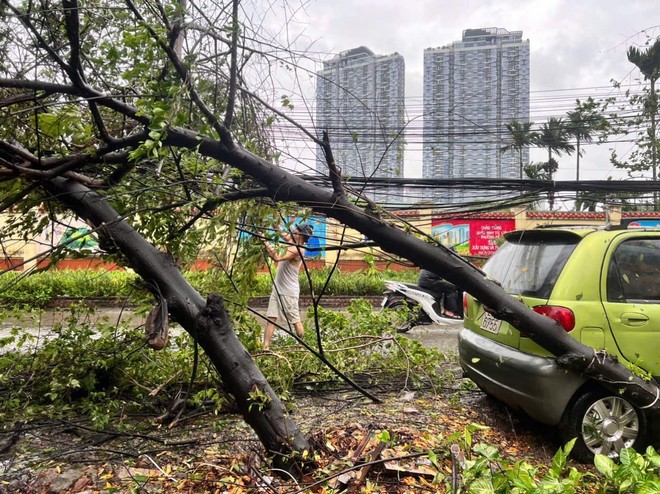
[
  {"x1": 423, "y1": 28, "x2": 530, "y2": 203},
  {"x1": 316, "y1": 47, "x2": 405, "y2": 202}
]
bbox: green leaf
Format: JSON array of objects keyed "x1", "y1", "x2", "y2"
[
  {"x1": 468, "y1": 477, "x2": 495, "y2": 494},
  {"x1": 550, "y1": 438, "x2": 574, "y2": 476},
  {"x1": 376, "y1": 429, "x2": 391, "y2": 443},
  {"x1": 509, "y1": 463, "x2": 537, "y2": 490},
  {"x1": 637, "y1": 480, "x2": 660, "y2": 494},
  {"x1": 594, "y1": 453, "x2": 615, "y2": 478},
  {"x1": 648, "y1": 446, "x2": 660, "y2": 468},
  {"x1": 620, "y1": 478, "x2": 634, "y2": 491},
  {"x1": 561, "y1": 437, "x2": 575, "y2": 456},
  {"x1": 473, "y1": 442, "x2": 499, "y2": 460},
  {"x1": 619, "y1": 447, "x2": 635, "y2": 466}
]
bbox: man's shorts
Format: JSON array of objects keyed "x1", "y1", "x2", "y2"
[{"x1": 266, "y1": 292, "x2": 301, "y2": 324}]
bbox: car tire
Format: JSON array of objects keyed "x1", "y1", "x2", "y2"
[
  {"x1": 384, "y1": 297, "x2": 415, "y2": 333},
  {"x1": 559, "y1": 388, "x2": 647, "y2": 462}
]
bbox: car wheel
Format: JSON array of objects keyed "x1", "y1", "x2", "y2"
[
  {"x1": 384, "y1": 297, "x2": 415, "y2": 333},
  {"x1": 559, "y1": 389, "x2": 647, "y2": 462}
]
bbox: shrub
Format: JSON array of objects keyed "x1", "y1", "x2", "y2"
[
  {"x1": 0, "y1": 270, "x2": 140, "y2": 307},
  {"x1": 0, "y1": 304, "x2": 199, "y2": 425},
  {"x1": 0, "y1": 296, "x2": 447, "y2": 428},
  {"x1": 0, "y1": 267, "x2": 418, "y2": 307},
  {"x1": 254, "y1": 299, "x2": 452, "y2": 394}
]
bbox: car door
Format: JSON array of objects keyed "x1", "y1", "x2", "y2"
[{"x1": 601, "y1": 235, "x2": 660, "y2": 378}]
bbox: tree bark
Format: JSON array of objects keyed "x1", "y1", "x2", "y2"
[{"x1": 44, "y1": 177, "x2": 312, "y2": 473}]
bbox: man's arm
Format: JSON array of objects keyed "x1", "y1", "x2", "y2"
[{"x1": 265, "y1": 242, "x2": 299, "y2": 262}]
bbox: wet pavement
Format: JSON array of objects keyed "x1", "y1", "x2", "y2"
[
  {"x1": 0, "y1": 307, "x2": 462, "y2": 354},
  {"x1": 1, "y1": 308, "x2": 144, "y2": 332},
  {"x1": 402, "y1": 321, "x2": 462, "y2": 354},
  {"x1": 0, "y1": 308, "x2": 146, "y2": 352}
]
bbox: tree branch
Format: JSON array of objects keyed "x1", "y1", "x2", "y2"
[
  {"x1": 321, "y1": 130, "x2": 347, "y2": 203},
  {"x1": 161, "y1": 126, "x2": 660, "y2": 412},
  {"x1": 0, "y1": 92, "x2": 49, "y2": 108},
  {"x1": 123, "y1": 0, "x2": 234, "y2": 148},
  {"x1": 0, "y1": 135, "x2": 145, "y2": 184},
  {"x1": 0, "y1": 78, "x2": 149, "y2": 126},
  {"x1": 62, "y1": 0, "x2": 84, "y2": 84},
  {"x1": 223, "y1": 0, "x2": 239, "y2": 129},
  {"x1": 173, "y1": 186, "x2": 271, "y2": 238},
  {"x1": 2, "y1": 0, "x2": 71, "y2": 76}
]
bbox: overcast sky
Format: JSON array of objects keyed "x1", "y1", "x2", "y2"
[{"x1": 266, "y1": 0, "x2": 660, "y2": 180}]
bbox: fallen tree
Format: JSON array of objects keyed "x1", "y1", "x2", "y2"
[{"x1": 0, "y1": 0, "x2": 657, "y2": 471}]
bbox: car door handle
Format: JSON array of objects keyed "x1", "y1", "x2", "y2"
[{"x1": 620, "y1": 312, "x2": 649, "y2": 326}]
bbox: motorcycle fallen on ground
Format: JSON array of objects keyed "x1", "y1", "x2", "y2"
[{"x1": 381, "y1": 280, "x2": 463, "y2": 333}]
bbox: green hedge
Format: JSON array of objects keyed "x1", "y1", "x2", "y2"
[
  {"x1": 0, "y1": 267, "x2": 418, "y2": 308},
  {"x1": 0, "y1": 270, "x2": 139, "y2": 307}
]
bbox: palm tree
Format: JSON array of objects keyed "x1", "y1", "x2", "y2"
[
  {"x1": 535, "y1": 117, "x2": 575, "y2": 210},
  {"x1": 536, "y1": 117, "x2": 575, "y2": 181},
  {"x1": 566, "y1": 98, "x2": 609, "y2": 181},
  {"x1": 500, "y1": 120, "x2": 537, "y2": 179}
]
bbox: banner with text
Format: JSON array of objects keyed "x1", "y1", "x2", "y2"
[{"x1": 431, "y1": 218, "x2": 516, "y2": 257}]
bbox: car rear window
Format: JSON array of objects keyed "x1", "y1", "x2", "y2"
[{"x1": 483, "y1": 233, "x2": 579, "y2": 298}]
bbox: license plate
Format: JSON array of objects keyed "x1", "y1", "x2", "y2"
[{"x1": 480, "y1": 311, "x2": 501, "y2": 334}]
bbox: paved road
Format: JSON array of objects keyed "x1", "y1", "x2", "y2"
[
  {"x1": 0, "y1": 308, "x2": 145, "y2": 351},
  {"x1": 0, "y1": 307, "x2": 462, "y2": 354},
  {"x1": 402, "y1": 321, "x2": 462, "y2": 354}
]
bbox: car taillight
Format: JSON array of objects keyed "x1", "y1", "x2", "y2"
[
  {"x1": 463, "y1": 292, "x2": 469, "y2": 318},
  {"x1": 532, "y1": 305, "x2": 575, "y2": 332}
]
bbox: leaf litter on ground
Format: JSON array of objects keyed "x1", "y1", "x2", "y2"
[{"x1": 0, "y1": 385, "x2": 574, "y2": 493}]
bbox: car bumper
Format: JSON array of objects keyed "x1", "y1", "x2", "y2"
[{"x1": 458, "y1": 328, "x2": 586, "y2": 425}]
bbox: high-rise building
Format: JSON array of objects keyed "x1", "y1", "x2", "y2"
[
  {"x1": 423, "y1": 28, "x2": 530, "y2": 203},
  {"x1": 316, "y1": 47, "x2": 405, "y2": 202}
]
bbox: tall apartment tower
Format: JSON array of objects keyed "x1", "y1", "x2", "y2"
[
  {"x1": 316, "y1": 47, "x2": 405, "y2": 201},
  {"x1": 423, "y1": 28, "x2": 530, "y2": 203}
]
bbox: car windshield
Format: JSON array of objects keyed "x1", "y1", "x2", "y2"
[{"x1": 483, "y1": 234, "x2": 579, "y2": 298}]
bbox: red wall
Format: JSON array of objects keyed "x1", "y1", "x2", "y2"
[{"x1": 0, "y1": 258, "x2": 23, "y2": 271}]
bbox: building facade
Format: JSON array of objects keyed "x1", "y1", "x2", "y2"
[
  {"x1": 422, "y1": 28, "x2": 530, "y2": 203},
  {"x1": 316, "y1": 47, "x2": 405, "y2": 202}
]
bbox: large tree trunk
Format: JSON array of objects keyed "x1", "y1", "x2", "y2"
[
  {"x1": 166, "y1": 128, "x2": 660, "y2": 413},
  {"x1": 44, "y1": 177, "x2": 312, "y2": 473}
]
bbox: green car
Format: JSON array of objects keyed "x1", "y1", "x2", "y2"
[{"x1": 458, "y1": 226, "x2": 660, "y2": 461}]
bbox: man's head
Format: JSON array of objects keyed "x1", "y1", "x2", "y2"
[{"x1": 294, "y1": 223, "x2": 313, "y2": 243}]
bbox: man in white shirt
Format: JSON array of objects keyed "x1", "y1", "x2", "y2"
[{"x1": 262, "y1": 224, "x2": 313, "y2": 350}]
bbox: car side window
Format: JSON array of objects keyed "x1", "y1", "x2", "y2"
[{"x1": 607, "y1": 238, "x2": 660, "y2": 303}]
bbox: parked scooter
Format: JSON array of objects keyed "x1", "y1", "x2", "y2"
[{"x1": 381, "y1": 279, "x2": 463, "y2": 333}]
